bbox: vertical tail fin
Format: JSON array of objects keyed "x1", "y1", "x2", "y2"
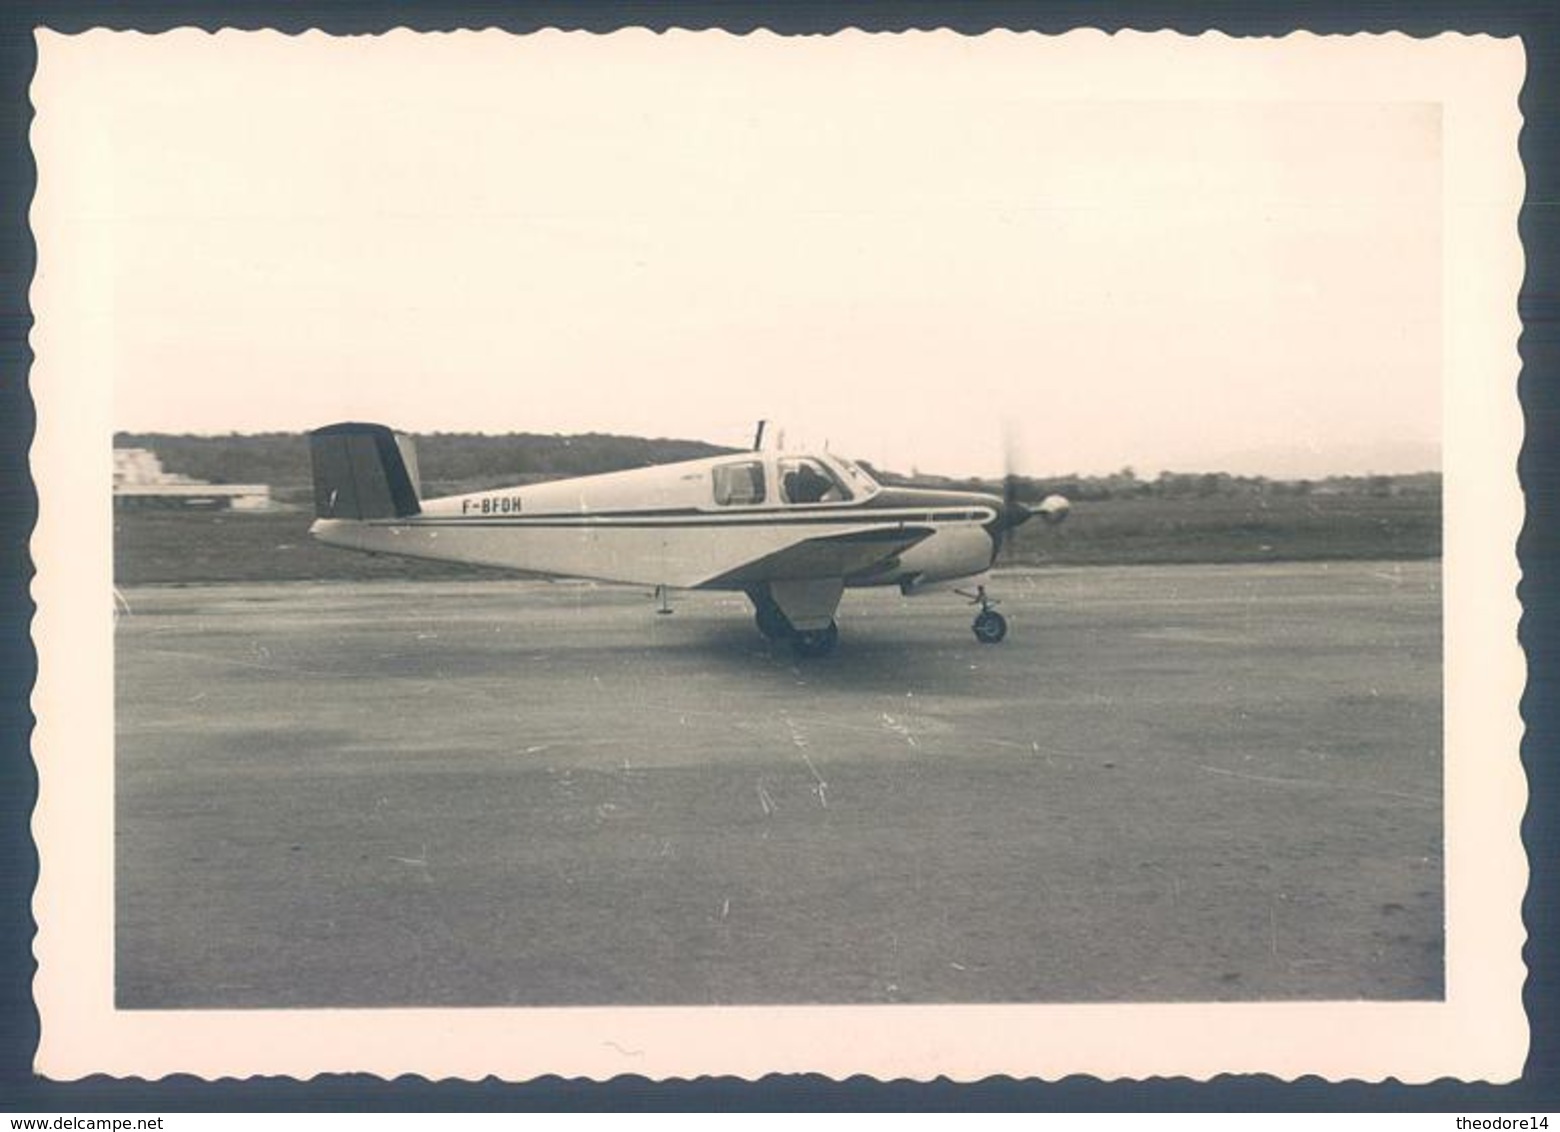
[{"x1": 309, "y1": 422, "x2": 422, "y2": 520}]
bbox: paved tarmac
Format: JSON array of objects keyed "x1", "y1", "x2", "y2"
[{"x1": 114, "y1": 562, "x2": 1442, "y2": 1007}]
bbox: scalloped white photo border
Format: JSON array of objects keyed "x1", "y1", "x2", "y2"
[{"x1": 28, "y1": 27, "x2": 1528, "y2": 1083}]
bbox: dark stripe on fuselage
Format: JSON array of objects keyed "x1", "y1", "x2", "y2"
[
  {"x1": 398, "y1": 486, "x2": 1004, "y2": 529},
  {"x1": 388, "y1": 508, "x2": 994, "y2": 530}
]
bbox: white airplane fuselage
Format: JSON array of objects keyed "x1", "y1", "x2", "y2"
[
  {"x1": 306, "y1": 422, "x2": 1068, "y2": 650},
  {"x1": 310, "y1": 450, "x2": 1001, "y2": 592}
]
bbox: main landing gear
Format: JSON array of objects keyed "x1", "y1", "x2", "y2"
[
  {"x1": 960, "y1": 585, "x2": 1008, "y2": 645},
  {"x1": 748, "y1": 587, "x2": 839, "y2": 657},
  {"x1": 791, "y1": 621, "x2": 840, "y2": 658},
  {"x1": 753, "y1": 599, "x2": 791, "y2": 642}
]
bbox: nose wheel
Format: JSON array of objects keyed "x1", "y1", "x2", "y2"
[
  {"x1": 973, "y1": 608, "x2": 1008, "y2": 644},
  {"x1": 960, "y1": 585, "x2": 1009, "y2": 645}
]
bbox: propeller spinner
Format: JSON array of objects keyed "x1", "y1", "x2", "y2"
[{"x1": 990, "y1": 473, "x2": 1070, "y2": 557}]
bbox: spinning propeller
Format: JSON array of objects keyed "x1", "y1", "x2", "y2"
[{"x1": 988, "y1": 446, "x2": 1071, "y2": 560}]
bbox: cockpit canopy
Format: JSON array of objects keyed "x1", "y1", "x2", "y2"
[{"x1": 709, "y1": 452, "x2": 879, "y2": 509}]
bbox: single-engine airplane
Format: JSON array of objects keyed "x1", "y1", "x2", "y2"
[{"x1": 308, "y1": 422, "x2": 1069, "y2": 655}]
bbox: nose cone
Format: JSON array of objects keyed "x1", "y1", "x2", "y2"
[
  {"x1": 1035, "y1": 494, "x2": 1071, "y2": 525},
  {"x1": 978, "y1": 487, "x2": 1071, "y2": 564},
  {"x1": 994, "y1": 493, "x2": 1069, "y2": 533}
]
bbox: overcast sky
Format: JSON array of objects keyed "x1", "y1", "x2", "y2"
[{"x1": 35, "y1": 30, "x2": 1445, "y2": 478}]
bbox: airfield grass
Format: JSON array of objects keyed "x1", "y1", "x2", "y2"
[
  {"x1": 1007, "y1": 492, "x2": 1440, "y2": 566},
  {"x1": 112, "y1": 494, "x2": 1439, "y2": 585}
]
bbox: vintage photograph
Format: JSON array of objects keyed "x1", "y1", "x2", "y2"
[{"x1": 27, "y1": 29, "x2": 1526, "y2": 1081}]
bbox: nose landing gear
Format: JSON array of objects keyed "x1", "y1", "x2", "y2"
[
  {"x1": 973, "y1": 608, "x2": 1008, "y2": 644},
  {"x1": 960, "y1": 585, "x2": 1009, "y2": 645}
]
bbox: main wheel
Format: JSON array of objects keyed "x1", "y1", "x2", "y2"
[
  {"x1": 791, "y1": 620, "x2": 840, "y2": 657},
  {"x1": 754, "y1": 604, "x2": 792, "y2": 641},
  {"x1": 972, "y1": 609, "x2": 1008, "y2": 644}
]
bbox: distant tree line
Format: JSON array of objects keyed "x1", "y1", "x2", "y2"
[
  {"x1": 115, "y1": 432, "x2": 1439, "y2": 503},
  {"x1": 868, "y1": 464, "x2": 1441, "y2": 502}
]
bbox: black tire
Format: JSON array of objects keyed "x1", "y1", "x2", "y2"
[
  {"x1": 791, "y1": 620, "x2": 840, "y2": 657},
  {"x1": 755, "y1": 605, "x2": 791, "y2": 641},
  {"x1": 748, "y1": 586, "x2": 794, "y2": 641},
  {"x1": 972, "y1": 609, "x2": 1008, "y2": 644}
]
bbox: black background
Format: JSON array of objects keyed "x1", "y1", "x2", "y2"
[{"x1": 1, "y1": 0, "x2": 1555, "y2": 1112}]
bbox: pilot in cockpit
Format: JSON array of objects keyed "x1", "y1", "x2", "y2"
[{"x1": 783, "y1": 461, "x2": 843, "y2": 505}]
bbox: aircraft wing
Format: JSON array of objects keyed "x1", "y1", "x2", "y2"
[{"x1": 700, "y1": 525, "x2": 934, "y2": 588}]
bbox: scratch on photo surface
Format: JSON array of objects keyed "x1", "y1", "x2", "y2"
[
  {"x1": 879, "y1": 712, "x2": 919, "y2": 747},
  {"x1": 138, "y1": 646, "x2": 350, "y2": 679},
  {"x1": 389, "y1": 844, "x2": 430, "y2": 879},
  {"x1": 786, "y1": 717, "x2": 830, "y2": 807},
  {"x1": 1198, "y1": 764, "x2": 1437, "y2": 806}
]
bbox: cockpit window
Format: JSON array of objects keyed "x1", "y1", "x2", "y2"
[
  {"x1": 833, "y1": 456, "x2": 879, "y2": 493},
  {"x1": 779, "y1": 458, "x2": 850, "y2": 505},
  {"x1": 712, "y1": 460, "x2": 766, "y2": 506}
]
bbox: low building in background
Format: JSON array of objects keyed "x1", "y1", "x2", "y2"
[{"x1": 113, "y1": 448, "x2": 271, "y2": 511}]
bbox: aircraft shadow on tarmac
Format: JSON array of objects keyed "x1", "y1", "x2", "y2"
[
  {"x1": 468, "y1": 613, "x2": 1046, "y2": 698},
  {"x1": 320, "y1": 609, "x2": 1036, "y2": 698}
]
